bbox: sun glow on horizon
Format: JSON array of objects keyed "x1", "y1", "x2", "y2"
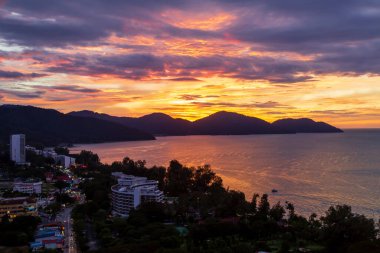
[{"x1": 0, "y1": 1, "x2": 379, "y2": 128}]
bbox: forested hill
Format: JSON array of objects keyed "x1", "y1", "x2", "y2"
[
  {"x1": 69, "y1": 110, "x2": 343, "y2": 136},
  {"x1": 0, "y1": 105, "x2": 155, "y2": 146}
]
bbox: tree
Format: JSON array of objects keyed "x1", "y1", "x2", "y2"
[
  {"x1": 54, "y1": 147, "x2": 69, "y2": 155},
  {"x1": 257, "y1": 194, "x2": 270, "y2": 218},
  {"x1": 193, "y1": 165, "x2": 220, "y2": 192},
  {"x1": 76, "y1": 150, "x2": 100, "y2": 166},
  {"x1": 55, "y1": 192, "x2": 75, "y2": 204},
  {"x1": 269, "y1": 201, "x2": 285, "y2": 222},
  {"x1": 54, "y1": 180, "x2": 69, "y2": 194},
  {"x1": 279, "y1": 240, "x2": 291, "y2": 253},
  {"x1": 347, "y1": 240, "x2": 380, "y2": 253},
  {"x1": 166, "y1": 160, "x2": 193, "y2": 196},
  {"x1": 148, "y1": 166, "x2": 166, "y2": 189},
  {"x1": 0, "y1": 215, "x2": 41, "y2": 246},
  {"x1": 321, "y1": 205, "x2": 378, "y2": 253},
  {"x1": 250, "y1": 193, "x2": 259, "y2": 213},
  {"x1": 285, "y1": 201, "x2": 295, "y2": 219}
]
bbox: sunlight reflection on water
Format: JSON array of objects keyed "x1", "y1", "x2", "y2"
[{"x1": 72, "y1": 130, "x2": 380, "y2": 218}]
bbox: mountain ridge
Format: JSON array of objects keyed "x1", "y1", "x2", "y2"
[
  {"x1": 69, "y1": 109, "x2": 343, "y2": 136},
  {"x1": 0, "y1": 105, "x2": 155, "y2": 146},
  {"x1": 0, "y1": 104, "x2": 343, "y2": 146}
]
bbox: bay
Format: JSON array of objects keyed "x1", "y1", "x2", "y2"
[{"x1": 71, "y1": 129, "x2": 380, "y2": 218}]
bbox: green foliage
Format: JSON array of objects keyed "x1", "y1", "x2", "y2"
[
  {"x1": 79, "y1": 174, "x2": 113, "y2": 211},
  {"x1": 269, "y1": 202, "x2": 286, "y2": 222},
  {"x1": 129, "y1": 202, "x2": 170, "y2": 223},
  {"x1": 54, "y1": 180, "x2": 69, "y2": 193},
  {"x1": 72, "y1": 204, "x2": 89, "y2": 252},
  {"x1": 69, "y1": 154, "x2": 379, "y2": 253},
  {"x1": 0, "y1": 105, "x2": 154, "y2": 146},
  {"x1": 76, "y1": 150, "x2": 100, "y2": 166},
  {"x1": 321, "y1": 205, "x2": 378, "y2": 253},
  {"x1": 0, "y1": 149, "x2": 55, "y2": 181},
  {"x1": 0, "y1": 216, "x2": 41, "y2": 246},
  {"x1": 279, "y1": 240, "x2": 291, "y2": 253},
  {"x1": 54, "y1": 147, "x2": 69, "y2": 155},
  {"x1": 166, "y1": 160, "x2": 194, "y2": 195},
  {"x1": 347, "y1": 240, "x2": 380, "y2": 253},
  {"x1": 55, "y1": 192, "x2": 75, "y2": 204},
  {"x1": 257, "y1": 194, "x2": 270, "y2": 218}
]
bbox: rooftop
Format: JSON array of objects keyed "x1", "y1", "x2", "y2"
[{"x1": 0, "y1": 197, "x2": 36, "y2": 205}]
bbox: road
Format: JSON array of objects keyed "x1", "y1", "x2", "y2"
[{"x1": 56, "y1": 206, "x2": 77, "y2": 253}]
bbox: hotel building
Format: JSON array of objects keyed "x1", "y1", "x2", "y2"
[{"x1": 111, "y1": 172, "x2": 164, "y2": 217}]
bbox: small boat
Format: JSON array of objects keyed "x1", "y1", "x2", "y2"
[{"x1": 271, "y1": 189, "x2": 278, "y2": 193}]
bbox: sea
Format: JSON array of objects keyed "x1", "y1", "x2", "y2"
[{"x1": 71, "y1": 129, "x2": 380, "y2": 218}]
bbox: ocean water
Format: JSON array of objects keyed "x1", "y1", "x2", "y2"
[{"x1": 72, "y1": 129, "x2": 380, "y2": 218}]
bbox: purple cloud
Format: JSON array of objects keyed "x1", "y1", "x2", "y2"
[
  {"x1": 0, "y1": 70, "x2": 46, "y2": 79},
  {"x1": 0, "y1": 88, "x2": 45, "y2": 98},
  {"x1": 1, "y1": 0, "x2": 380, "y2": 82}
]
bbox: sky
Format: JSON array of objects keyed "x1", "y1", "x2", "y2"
[{"x1": 0, "y1": 0, "x2": 379, "y2": 128}]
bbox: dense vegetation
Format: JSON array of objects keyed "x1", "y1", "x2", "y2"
[
  {"x1": 0, "y1": 147, "x2": 379, "y2": 252},
  {"x1": 0, "y1": 216, "x2": 41, "y2": 247},
  {"x1": 71, "y1": 151, "x2": 380, "y2": 253},
  {"x1": 0, "y1": 148, "x2": 60, "y2": 181},
  {"x1": 0, "y1": 105, "x2": 154, "y2": 146}
]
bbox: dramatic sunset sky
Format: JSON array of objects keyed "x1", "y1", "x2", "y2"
[{"x1": 0, "y1": 1, "x2": 379, "y2": 128}]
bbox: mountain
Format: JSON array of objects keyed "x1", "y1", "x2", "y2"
[
  {"x1": 0, "y1": 105, "x2": 155, "y2": 146},
  {"x1": 69, "y1": 111, "x2": 192, "y2": 135},
  {"x1": 192, "y1": 111, "x2": 273, "y2": 135},
  {"x1": 69, "y1": 110, "x2": 343, "y2": 136},
  {"x1": 272, "y1": 118, "x2": 343, "y2": 133}
]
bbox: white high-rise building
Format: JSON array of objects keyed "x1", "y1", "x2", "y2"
[
  {"x1": 10, "y1": 134, "x2": 26, "y2": 164},
  {"x1": 55, "y1": 155, "x2": 76, "y2": 169},
  {"x1": 111, "y1": 172, "x2": 164, "y2": 217}
]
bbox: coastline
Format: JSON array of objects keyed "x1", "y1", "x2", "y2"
[{"x1": 71, "y1": 132, "x2": 380, "y2": 218}]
